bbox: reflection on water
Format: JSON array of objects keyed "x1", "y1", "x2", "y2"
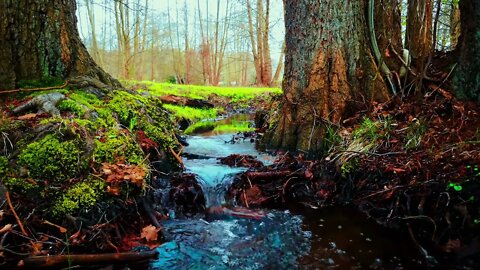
[{"x1": 152, "y1": 128, "x2": 422, "y2": 269}]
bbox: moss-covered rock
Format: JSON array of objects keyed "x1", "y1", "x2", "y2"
[
  {"x1": 18, "y1": 134, "x2": 87, "y2": 182},
  {"x1": 94, "y1": 133, "x2": 144, "y2": 165},
  {"x1": 52, "y1": 178, "x2": 105, "y2": 216},
  {"x1": 0, "y1": 87, "x2": 181, "y2": 256}
]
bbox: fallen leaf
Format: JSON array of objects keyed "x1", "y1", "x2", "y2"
[
  {"x1": 17, "y1": 113, "x2": 37, "y2": 120},
  {"x1": 140, "y1": 225, "x2": 160, "y2": 241}
]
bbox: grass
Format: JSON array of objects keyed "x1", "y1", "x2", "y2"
[
  {"x1": 162, "y1": 104, "x2": 218, "y2": 122},
  {"x1": 126, "y1": 81, "x2": 282, "y2": 103},
  {"x1": 184, "y1": 119, "x2": 254, "y2": 135}
]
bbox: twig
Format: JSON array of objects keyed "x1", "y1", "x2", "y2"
[
  {"x1": 5, "y1": 192, "x2": 28, "y2": 237},
  {"x1": 243, "y1": 191, "x2": 249, "y2": 208},
  {"x1": 169, "y1": 146, "x2": 184, "y2": 165},
  {"x1": 0, "y1": 81, "x2": 69, "y2": 95},
  {"x1": 22, "y1": 250, "x2": 159, "y2": 268},
  {"x1": 5, "y1": 192, "x2": 39, "y2": 254}
]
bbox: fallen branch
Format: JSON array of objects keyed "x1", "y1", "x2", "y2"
[
  {"x1": 21, "y1": 250, "x2": 159, "y2": 268},
  {"x1": 159, "y1": 95, "x2": 214, "y2": 109},
  {"x1": 245, "y1": 170, "x2": 301, "y2": 181},
  {"x1": 0, "y1": 81, "x2": 69, "y2": 95}
]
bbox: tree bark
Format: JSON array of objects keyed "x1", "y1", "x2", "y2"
[
  {"x1": 405, "y1": 0, "x2": 433, "y2": 88},
  {"x1": 453, "y1": 0, "x2": 480, "y2": 103},
  {"x1": 450, "y1": 2, "x2": 461, "y2": 49},
  {"x1": 265, "y1": 0, "x2": 389, "y2": 154},
  {"x1": 374, "y1": 0, "x2": 403, "y2": 73},
  {"x1": 0, "y1": 0, "x2": 120, "y2": 90}
]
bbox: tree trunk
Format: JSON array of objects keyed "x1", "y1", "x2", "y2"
[
  {"x1": 374, "y1": 0, "x2": 403, "y2": 73},
  {"x1": 405, "y1": 0, "x2": 433, "y2": 88},
  {"x1": 450, "y1": 2, "x2": 461, "y2": 49},
  {"x1": 265, "y1": 0, "x2": 389, "y2": 154},
  {"x1": 0, "y1": 0, "x2": 120, "y2": 90},
  {"x1": 453, "y1": 0, "x2": 480, "y2": 103}
]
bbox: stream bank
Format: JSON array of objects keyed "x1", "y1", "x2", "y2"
[
  {"x1": 232, "y1": 93, "x2": 480, "y2": 269},
  {"x1": 151, "y1": 116, "x2": 424, "y2": 269}
]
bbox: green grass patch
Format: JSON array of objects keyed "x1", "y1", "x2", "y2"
[
  {"x1": 163, "y1": 104, "x2": 217, "y2": 122},
  {"x1": 184, "y1": 119, "x2": 254, "y2": 135},
  {"x1": 126, "y1": 81, "x2": 281, "y2": 103}
]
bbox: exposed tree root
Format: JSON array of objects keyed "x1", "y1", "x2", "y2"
[{"x1": 12, "y1": 92, "x2": 65, "y2": 116}]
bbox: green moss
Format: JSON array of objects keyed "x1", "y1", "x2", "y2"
[
  {"x1": 94, "y1": 134, "x2": 143, "y2": 164},
  {"x1": 107, "y1": 90, "x2": 148, "y2": 125},
  {"x1": 341, "y1": 158, "x2": 359, "y2": 178},
  {"x1": 0, "y1": 156, "x2": 8, "y2": 176},
  {"x1": 68, "y1": 92, "x2": 102, "y2": 109},
  {"x1": 18, "y1": 134, "x2": 86, "y2": 182},
  {"x1": 2, "y1": 177, "x2": 38, "y2": 194},
  {"x1": 58, "y1": 99, "x2": 87, "y2": 116},
  {"x1": 52, "y1": 179, "x2": 105, "y2": 216},
  {"x1": 105, "y1": 90, "x2": 178, "y2": 151}
]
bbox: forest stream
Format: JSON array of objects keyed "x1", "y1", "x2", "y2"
[{"x1": 151, "y1": 115, "x2": 423, "y2": 270}]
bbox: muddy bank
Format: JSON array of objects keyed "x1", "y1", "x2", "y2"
[{"x1": 229, "y1": 94, "x2": 480, "y2": 268}]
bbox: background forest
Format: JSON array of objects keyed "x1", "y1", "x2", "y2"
[{"x1": 75, "y1": 0, "x2": 462, "y2": 87}]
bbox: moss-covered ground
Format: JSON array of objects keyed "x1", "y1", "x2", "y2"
[{"x1": 0, "y1": 85, "x2": 182, "y2": 259}]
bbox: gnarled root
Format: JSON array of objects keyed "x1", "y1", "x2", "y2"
[{"x1": 12, "y1": 92, "x2": 65, "y2": 116}]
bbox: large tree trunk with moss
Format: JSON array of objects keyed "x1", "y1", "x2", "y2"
[
  {"x1": 265, "y1": 0, "x2": 390, "y2": 155},
  {"x1": 453, "y1": 0, "x2": 480, "y2": 103},
  {"x1": 0, "y1": 0, "x2": 120, "y2": 90}
]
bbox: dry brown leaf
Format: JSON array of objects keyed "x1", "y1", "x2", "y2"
[
  {"x1": 140, "y1": 225, "x2": 160, "y2": 241},
  {"x1": 17, "y1": 113, "x2": 37, "y2": 120}
]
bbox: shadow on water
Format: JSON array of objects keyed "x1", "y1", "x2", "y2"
[{"x1": 152, "y1": 115, "x2": 423, "y2": 269}]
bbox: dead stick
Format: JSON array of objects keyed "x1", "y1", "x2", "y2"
[
  {"x1": 0, "y1": 81, "x2": 69, "y2": 95},
  {"x1": 22, "y1": 250, "x2": 159, "y2": 268},
  {"x1": 6, "y1": 192, "x2": 27, "y2": 237},
  {"x1": 6, "y1": 192, "x2": 40, "y2": 254},
  {"x1": 169, "y1": 147, "x2": 183, "y2": 165},
  {"x1": 243, "y1": 190, "x2": 250, "y2": 208}
]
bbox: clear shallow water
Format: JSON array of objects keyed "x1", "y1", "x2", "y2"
[
  {"x1": 182, "y1": 135, "x2": 272, "y2": 207},
  {"x1": 152, "y1": 129, "x2": 422, "y2": 269}
]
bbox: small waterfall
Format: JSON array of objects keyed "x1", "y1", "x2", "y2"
[{"x1": 185, "y1": 159, "x2": 245, "y2": 207}]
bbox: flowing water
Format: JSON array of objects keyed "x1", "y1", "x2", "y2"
[{"x1": 152, "y1": 117, "x2": 423, "y2": 269}]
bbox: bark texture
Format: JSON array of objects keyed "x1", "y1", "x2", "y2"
[
  {"x1": 265, "y1": 0, "x2": 389, "y2": 154},
  {"x1": 405, "y1": 0, "x2": 433, "y2": 79},
  {"x1": 454, "y1": 0, "x2": 480, "y2": 103},
  {"x1": 0, "y1": 0, "x2": 120, "y2": 90},
  {"x1": 375, "y1": 0, "x2": 403, "y2": 72}
]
